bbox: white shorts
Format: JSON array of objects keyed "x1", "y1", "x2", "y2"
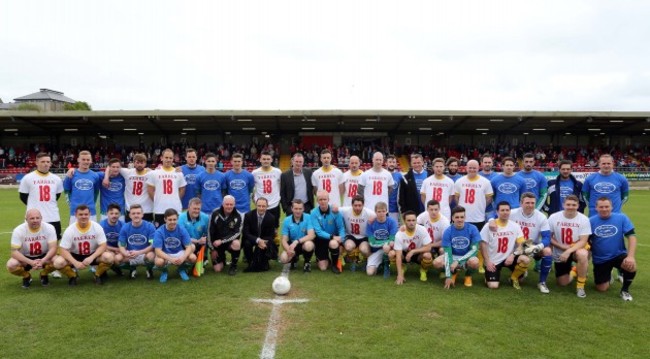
[
  {"x1": 367, "y1": 250, "x2": 387, "y2": 268},
  {"x1": 129, "y1": 254, "x2": 147, "y2": 266},
  {"x1": 162, "y1": 251, "x2": 185, "y2": 265}
]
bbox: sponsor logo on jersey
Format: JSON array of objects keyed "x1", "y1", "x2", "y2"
[
  {"x1": 109, "y1": 181, "x2": 123, "y2": 192},
  {"x1": 451, "y1": 236, "x2": 470, "y2": 249},
  {"x1": 594, "y1": 224, "x2": 618, "y2": 238},
  {"x1": 128, "y1": 234, "x2": 149, "y2": 246},
  {"x1": 229, "y1": 179, "x2": 247, "y2": 191},
  {"x1": 185, "y1": 173, "x2": 198, "y2": 184},
  {"x1": 373, "y1": 229, "x2": 390, "y2": 240},
  {"x1": 594, "y1": 182, "x2": 616, "y2": 194},
  {"x1": 203, "y1": 180, "x2": 221, "y2": 191},
  {"x1": 524, "y1": 178, "x2": 537, "y2": 189},
  {"x1": 75, "y1": 178, "x2": 94, "y2": 191},
  {"x1": 164, "y1": 236, "x2": 182, "y2": 250},
  {"x1": 497, "y1": 182, "x2": 518, "y2": 194}
]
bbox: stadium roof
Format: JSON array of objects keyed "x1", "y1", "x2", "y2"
[
  {"x1": 13, "y1": 88, "x2": 76, "y2": 103},
  {"x1": 0, "y1": 109, "x2": 649, "y2": 137}
]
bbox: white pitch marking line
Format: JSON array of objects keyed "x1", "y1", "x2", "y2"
[{"x1": 253, "y1": 263, "x2": 309, "y2": 359}]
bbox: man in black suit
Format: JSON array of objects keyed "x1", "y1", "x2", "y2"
[
  {"x1": 398, "y1": 153, "x2": 433, "y2": 214},
  {"x1": 242, "y1": 197, "x2": 277, "y2": 272},
  {"x1": 280, "y1": 153, "x2": 314, "y2": 215}
]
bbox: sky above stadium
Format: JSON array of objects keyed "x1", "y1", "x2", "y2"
[{"x1": 1, "y1": 0, "x2": 649, "y2": 111}]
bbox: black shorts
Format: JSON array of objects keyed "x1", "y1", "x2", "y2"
[
  {"x1": 593, "y1": 254, "x2": 629, "y2": 285},
  {"x1": 484, "y1": 256, "x2": 519, "y2": 282},
  {"x1": 399, "y1": 250, "x2": 422, "y2": 264},
  {"x1": 267, "y1": 206, "x2": 281, "y2": 228},
  {"x1": 212, "y1": 242, "x2": 238, "y2": 265},
  {"x1": 47, "y1": 221, "x2": 62, "y2": 240},
  {"x1": 23, "y1": 254, "x2": 47, "y2": 271},
  {"x1": 469, "y1": 221, "x2": 486, "y2": 231},
  {"x1": 553, "y1": 252, "x2": 580, "y2": 277},
  {"x1": 315, "y1": 238, "x2": 339, "y2": 261},
  {"x1": 344, "y1": 235, "x2": 368, "y2": 247},
  {"x1": 71, "y1": 253, "x2": 99, "y2": 266},
  {"x1": 153, "y1": 214, "x2": 165, "y2": 228}
]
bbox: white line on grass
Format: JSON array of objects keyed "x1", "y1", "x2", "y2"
[{"x1": 252, "y1": 263, "x2": 309, "y2": 359}]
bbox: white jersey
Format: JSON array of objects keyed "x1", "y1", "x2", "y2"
[
  {"x1": 340, "y1": 207, "x2": 376, "y2": 239},
  {"x1": 454, "y1": 175, "x2": 493, "y2": 223},
  {"x1": 60, "y1": 221, "x2": 107, "y2": 255},
  {"x1": 341, "y1": 169, "x2": 364, "y2": 207},
  {"x1": 312, "y1": 166, "x2": 344, "y2": 207},
  {"x1": 18, "y1": 171, "x2": 64, "y2": 222},
  {"x1": 11, "y1": 222, "x2": 58, "y2": 258},
  {"x1": 359, "y1": 168, "x2": 395, "y2": 212},
  {"x1": 548, "y1": 211, "x2": 592, "y2": 261},
  {"x1": 416, "y1": 212, "x2": 450, "y2": 245},
  {"x1": 394, "y1": 224, "x2": 431, "y2": 252},
  {"x1": 480, "y1": 219, "x2": 524, "y2": 265},
  {"x1": 120, "y1": 168, "x2": 153, "y2": 212},
  {"x1": 146, "y1": 167, "x2": 187, "y2": 214},
  {"x1": 509, "y1": 208, "x2": 550, "y2": 245},
  {"x1": 252, "y1": 166, "x2": 282, "y2": 209},
  {"x1": 420, "y1": 174, "x2": 455, "y2": 219}
]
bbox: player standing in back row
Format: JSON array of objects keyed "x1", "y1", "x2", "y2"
[
  {"x1": 312, "y1": 149, "x2": 344, "y2": 208},
  {"x1": 358, "y1": 152, "x2": 395, "y2": 212},
  {"x1": 252, "y1": 151, "x2": 282, "y2": 231},
  {"x1": 147, "y1": 149, "x2": 187, "y2": 228}
]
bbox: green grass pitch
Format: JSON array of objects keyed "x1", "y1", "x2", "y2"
[{"x1": 0, "y1": 188, "x2": 648, "y2": 358}]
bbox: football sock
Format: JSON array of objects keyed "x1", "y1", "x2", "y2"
[
  {"x1": 303, "y1": 250, "x2": 313, "y2": 263},
  {"x1": 576, "y1": 276, "x2": 587, "y2": 289},
  {"x1": 465, "y1": 268, "x2": 474, "y2": 276},
  {"x1": 477, "y1": 251, "x2": 484, "y2": 269},
  {"x1": 511, "y1": 262, "x2": 528, "y2": 281},
  {"x1": 40, "y1": 263, "x2": 56, "y2": 276},
  {"x1": 231, "y1": 250, "x2": 241, "y2": 266},
  {"x1": 539, "y1": 255, "x2": 552, "y2": 283},
  {"x1": 329, "y1": 248, "x2": 340, "y2": 267},
  {"x1": 421, "y1": 257, "x2": 433, "y2": 270},
  {"x1": 621, "y1": 270, "x2": 636, "y2": 292},
  {"x1": 9, "y1": 266, "x2": 29, "y2": 278},
  {"x1": 61, "y1": 265, "x2": 77, "y2": 278},
  {"x1": 96, "y1": 262, "x2": 111, "y2": 276}
]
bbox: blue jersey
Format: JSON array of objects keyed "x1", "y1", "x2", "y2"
[
  {"x1": 583, "y1": 172, "x2": 629, "y2": 215},
  {"x1": 180, "y1": 165, "x2": 206, "y2": 209},
  {"x1": 491, "y1": 174, "x2": 526, "y2": 209},
  {"x1": 479, "y1": 171, "x2": 498, "y2": 214},
  {"x1": 516, "y1": 170, "x2": 548, "y2": 199},
  {"x1": 97, "y1": 172, "x2": 126, "y2": 214},
  {"x1": 224, "y1": 170, "x2": 255, "y2": 213},
  {"x1": 100, "y1": 218, "x2": 124, "y2": 248},
  {"x1": 389, "y1": 171, "x2": 403, "y2": 212},
  {"x1": 447, "y1": 173, "x2": 462, "y2": 182},
  {"x1": 589, "y1": 213, "x2": 634, "y2": 264},
  {"x1": 282, "y1": 214, "x2": 314, "y2": 243},
  {"x1": 310, "y1": 206, "x2": 346, "y2": 240},
  {"x1": 153, "y1": 225, "x2": 192, "y2": 255},
  {"x1": 119, "y1": 221, "x2": 156, "y2": 251},
  {"x1": 558, "y1": 178, "x2": 575, "y2": 204},
  {"x1": 178, "y1": 211, "x2": 210, "y2": 240},
  {"x1": 442, "y1": 224, "x2": 480, "y2": 257},
  {"x1": 63, "y1": 170, "x2": 101, "y2": 215},
  {"x1": 366, "y1": 217, "x2": 398, "y2": 251},
  {"x1": 197, "y1": 170, "x2": 226, "y2": 214}
]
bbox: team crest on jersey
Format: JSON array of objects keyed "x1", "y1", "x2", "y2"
[
  {"x1": 228, "y1": 221, "x2": 237, "y2": 229},
  {"x1": 498, "y1": 182, "x2": 518, "y2": 194},
  {"x1": 524, "y1": 178, "x2": 536, "y2": 189},
  {"x1": 451, "y1": 236, "x2": 470, "y2": 249},
  {"x1": 229, "y1": 179, "x2": 247, "y2": 190},
  {"x1": 75, "y1": 178, "x2": 94, "y2": 190},
  {"x1": 374, "y1": 229, "x2": 390, "y2": 240},
  {"x1": 164, "y1": 237, "x2": 182, "y2": 249},
  {"x1": 560, "y1": 185, "x2": 573, "y2": 197},
  {"x1": 185, "y1": 174, "x2": 198, "y2": 184},
  {"x1": 594, "y1": 182, "x2": 616, "y2": 194},
  {"x1": 594, "y1": 224, "x2": 618, "y2": 238},
  {"x1": 203, "y1": 180, "x2": 221, "y2": 191},
  {"x1": 109, "y1": 182, "x2": 123, "y2": 191},
  {"x1": 128, "y1": 234, "x2": 148, "y2": 246}
]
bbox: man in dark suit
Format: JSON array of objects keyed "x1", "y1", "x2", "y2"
[
  {"x1": 280, "y1": 153, "x2": 314, "y2": 215},
  {"x1": 242, "y1": 197, "x2": 277, "y2": 272},
  {"x1": 398, "y1": 153, "x2": 433, "y2": 214}
]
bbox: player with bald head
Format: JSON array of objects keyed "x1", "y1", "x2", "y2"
[
  {"x1": 7, "y1": 209, "x2": 58, "y2": 288},
  {"x1": 341, "y1": 155, "x2": 364, "y2": 207},
  {"x1": 358, "y1": 152, "x2": 395, "y2": 212}
]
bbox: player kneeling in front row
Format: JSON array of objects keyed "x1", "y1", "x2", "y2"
[
  {"x1": 434, "y1": 206, "x2": 480, "y2": 289},
  {"x1": 480, "y1": 202, "x2": 528, "y2": 289},
  {"x1": 392, "y1": 211, "x2": 433, "y2": 285},
  {"x1": 280, "y1": 199, "x2": 315, "y2": 272},
  {"x1": 153, "y1": 208, "x2": 196, "y2": 283},
  {"x1": 340, "y1": 195, "x2": 375, "y2": 272},
  {"x1": 548, "y1": 195, "x2": 591, "y2": 298},
  {"x1": 53, "y1": 205, "x2": 114, "y2": 286},
  {"x1": 208, "y1": 195, "x2": 243, "y2": 275},
  {"x1": 366, "y1": 202, "x2": 398, "y2": 278},
  {"x1": 7, "y1": 209, "x2": 58, "y2": 288},
  {"x1": 100, "y1": 203, "x2": 126, "y2": 277},
  {"x1": 417, "y1": 199, "x2": 450, "y2": 281},
  {"x1": 590, "y1": 197, "x2": 638, "y2": 301},
  {"x1": 118, "y1": 204, "x2": 156, "y2": 279}
]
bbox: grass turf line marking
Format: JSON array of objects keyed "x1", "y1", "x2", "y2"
[{"x1": 253, "y1": 263, "x2": 309, "y2": 359}]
